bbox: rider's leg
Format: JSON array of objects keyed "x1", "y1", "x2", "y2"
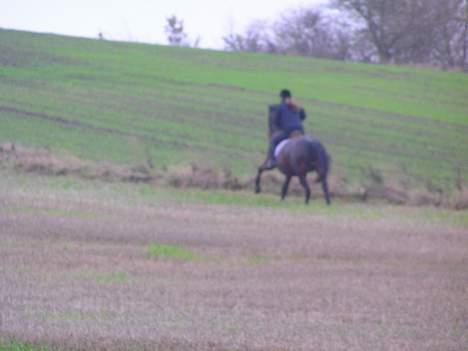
[{"x1": 266, "y1": 132, "x2": 286, "y2": 167}]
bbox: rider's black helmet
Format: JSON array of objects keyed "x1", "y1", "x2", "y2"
[{"x1": 280, "y1": 89, "x2": 292, "y2": 99}]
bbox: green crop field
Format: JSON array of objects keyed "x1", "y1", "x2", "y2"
[{"x1": 1, "y1": 29, "x2": 467, "y2": 192}]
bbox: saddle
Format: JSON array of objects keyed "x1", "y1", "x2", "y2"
[{"x1": 274, "y1": 139, "x2": 290, "y2": 158}]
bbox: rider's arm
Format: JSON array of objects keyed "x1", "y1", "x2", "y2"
[{"x1": 300, "y1": 108, "x2": 306, "y2": 121}]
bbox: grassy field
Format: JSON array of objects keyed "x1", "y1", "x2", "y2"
[
  {"x1": 1, "y1": 170, "x2": 467, "y2": 350},
  {"x1": 1, "y1": 29, "x2": 467, "y2": 193}
]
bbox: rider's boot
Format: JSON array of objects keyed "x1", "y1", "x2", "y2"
[{"x1": 265, "y1": 146, "x2": 277, "y2": 169}]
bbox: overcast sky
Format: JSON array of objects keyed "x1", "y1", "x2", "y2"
[{"x1": 1, "y1": 0, "x2": 328, "y2": 48}]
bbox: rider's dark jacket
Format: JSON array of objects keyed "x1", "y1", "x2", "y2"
[{"x1": 274, "y1": 102, "x2": 306, "y2": 134}]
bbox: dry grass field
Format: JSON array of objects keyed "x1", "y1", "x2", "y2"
[{"x1": 1, "y1": 171, "x2": 467, "y2": 350}]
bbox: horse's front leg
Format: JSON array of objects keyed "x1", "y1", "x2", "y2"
[
  {"x1": 255, "y1": 159, "x2": 277, "y2": 194},
  {"x1": 255, "y1": 167, "x2": 263, "y2": 194}
]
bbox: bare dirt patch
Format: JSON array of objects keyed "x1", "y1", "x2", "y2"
[{"x1": 1, "y1": 183, "x2": 467, "y2": 350}]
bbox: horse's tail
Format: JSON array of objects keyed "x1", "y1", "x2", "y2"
[{"x1": 315, "y1": 144, "x2": 330, "y2": 183}]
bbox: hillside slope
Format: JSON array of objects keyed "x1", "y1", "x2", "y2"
[{"x1": 1, "y1": 29, "x2": 467, "y2": 191}]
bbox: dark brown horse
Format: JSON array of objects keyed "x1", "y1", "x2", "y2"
[{"x1": 255, "y1": 106, "x2": 331, "y2": 205}]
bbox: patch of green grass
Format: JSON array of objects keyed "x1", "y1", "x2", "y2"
[
  {"x1": 2, "y1": 205, "x2": 98, "y2": 219},
  {"x1": 40, "y1": 310, "x2": 114, "y2": 323},
  {"x1": 77, "y1": 269, "x2": 129, "y2": 284},
  {"x1": 147, "y1": 243, "x2": 198, "y2": 261},
  {"x1": 158, "y1": 186, "x2": 333, "y2": 210},
  {"x1": 94, "y1": 271, "x2": 128, "y2": 284},
  {"x1": 0, "y1": 340, "x2": 49, "y2": 351},
  {"x1": 3, "y1": 169, "x2": 466, "y2": 228},
  {"x1": 47, "y1": 177, "x2": 83, "y2": 191},
  {"x1": 248, "y1": 255, "x2": 272, "y2": 265}
]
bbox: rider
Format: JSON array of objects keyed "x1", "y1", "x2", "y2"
[{"x1": 266, "y1": 89, "x2": 306, "y2": 168}]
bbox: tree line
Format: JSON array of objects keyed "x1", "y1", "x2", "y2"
[
  {"x1": 164, "y1": 0, "x2": 467, "y2": 70},
  {"x1": 223, "y1": 0, "x2": 467, "y2": 69}
]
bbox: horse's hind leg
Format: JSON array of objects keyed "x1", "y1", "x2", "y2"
[
  {"x1": 281, "y1": 175, "x2": 292, "y2": 200},
  {"x1": 299, "y1": 175, "x2": 311, "y2": 204},
  {"x1": 321, "y1": 178, "x2": 331, "y2": 205}
]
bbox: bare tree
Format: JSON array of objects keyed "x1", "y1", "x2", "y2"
[
  {"x1": 164, "y1": 15, "x2": 201, "y2": 48},
  {"x1": 165, "y1": 15, "x2": 187, "y2": 46},
  {"x1": 223, "y1": 8, "x2": 351, "y2": 60},
  {"x1": 428, "y1": 0, "x2": 464, "y2": 68},
  {"x1": 335, "y1": 0, "x2": 466, "y2": 67},
  {"x1": 223, "y1": 21, "x2": 277, "y2": 53},
  {"x1": 275, "y1": 9, "x2": 330, "y2": 57},
  {"x1": 221, "y1": 1, "x2": 466, "y2": 69},
  {"x1": 464, "y1": 0, "x2": 468, "y2": 70},
  {"x1": 334, "y1": 0, "x2": 424, "y2": 63}
]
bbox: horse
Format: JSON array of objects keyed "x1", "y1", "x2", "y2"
[{"x1": 255, "y1": 106, "x2": 331, "y2": 205}]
